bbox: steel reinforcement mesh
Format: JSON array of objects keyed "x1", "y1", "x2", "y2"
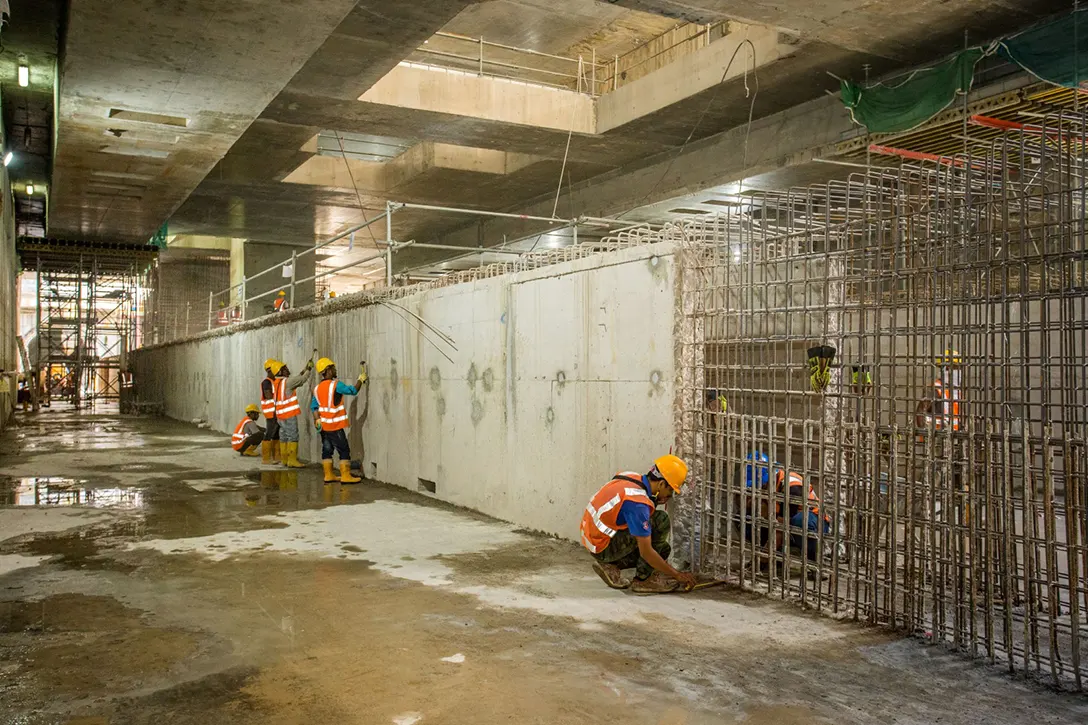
[{"x1": 669, "y1": 111, "x2": 1088, "y2": 689}]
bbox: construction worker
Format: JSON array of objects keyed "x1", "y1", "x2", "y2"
[
  {"x1": 275, "y1": 357, "x2": 314, "y2": 468},
  {"x1": 915, "y1": 349, "x2": 961, "y2": 434},
  {"x1": 581, "y1": 455, "x2": 697, "y2": 594},
  {"x1": 311, "y1": 357, "x2": 367, "y2": 484},
  {"x1": 260, "y1": 359, "x2": 282, "y2": 464},
  {"x1": 744, "y1": 451, "x2": 830, "y2": 565},
  {"x1": 231, "y1": 404, "x2": 264, "y2": 456},
  {"x1": 273, "y1": 290, "x2": 289, "y2": 312}
]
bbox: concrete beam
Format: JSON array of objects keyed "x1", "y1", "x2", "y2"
[{"x1": 597, "y1": 22, "x2": 797, "y2": 133}]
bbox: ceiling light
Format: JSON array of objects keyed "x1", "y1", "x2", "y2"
[
  {"x1": 25, "y1": 183, "x2": 34, "y2": 195},
  {"x1": 3, "y1": 152, "x2": 12, "y2": 167},
  {"x1": 17, "y1": 64, "x2": 28, "y2": 87}
]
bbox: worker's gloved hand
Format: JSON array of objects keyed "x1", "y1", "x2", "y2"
[
  {"x1": 359, "y1": 361, "x2": 368, "y2": 385},
  {"x1": 674, "y1": 571, "x2": 697, "y2": 592},
  {"x1": 313, "y1": 420, "x2": 322, "y2": 432},
  {"x1": 305, "y1": 360, "x2": 314, "y2": 370}
]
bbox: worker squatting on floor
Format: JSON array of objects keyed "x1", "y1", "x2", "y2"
[
  {"x1": 581, "y1": 455, "x2": 698, "y2": 594},
  {"x1": 231, "y1": 404, "x2": 265, "y2": 456},
  {"x1": 311, "y1": 357, "x2": 367, "y2": 484}
]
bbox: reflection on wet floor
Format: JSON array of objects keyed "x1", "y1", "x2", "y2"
[{"x1": 0, "y1": 476, "x2": 145, "y2": 509}]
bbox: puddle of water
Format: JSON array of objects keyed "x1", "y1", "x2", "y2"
[{"x1": 0, "y1": 476, "x2": 145, "y2": 510}]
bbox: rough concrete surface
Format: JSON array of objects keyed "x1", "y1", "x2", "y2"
[{"x1": 3, "y1": 409, "x2": 1088, "y2": 724}]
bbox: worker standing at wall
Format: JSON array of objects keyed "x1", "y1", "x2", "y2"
[
  {"x1": 273, "y1": 291, "x2": 289, "y2": 312},
  {"x1": 581, "y1": 455, "x2": 697, "y2": 594},
  {"x1": 275, "y1": 358, "x2": 313, "y2": 468},
  {"x1": 232, "y1": 404, "x2": 265, "y2": 456},
  {"x1": 260, "y1": 359, "x2": 282, "y2": 464},
  {"x1": 311, "y1": 357, "x2": 367, "y2": 484}
]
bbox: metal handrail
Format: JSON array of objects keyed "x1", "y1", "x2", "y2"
[{"x1": 202, "y1": 201, "x2": 649, "y2": 334}]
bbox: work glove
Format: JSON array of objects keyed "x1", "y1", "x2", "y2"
[
  {"x1": 359, "y1": 361, "x2": 368, "y2": 385},
  {"x1": 807, "y1": 345, "x2": 836, "y2": 394},
  {"x1": 313, "y1": 419, "x2": 322, "y2": 432}
]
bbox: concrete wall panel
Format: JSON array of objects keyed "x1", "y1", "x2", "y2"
[{"x1": 133, "y1": 242, "x2": 678, "y2": 540}]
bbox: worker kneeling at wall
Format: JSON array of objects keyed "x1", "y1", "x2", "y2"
[
  {"x1": 581, "y1": 455, "x2": 697, "y2": 594},
  {"x1": 312, "y1": 357, "x2": 367, "y2": 484},
  {"x1": 745, "y1": 452, "x2": 831, "y2": 568},
  {"x1": 232, "y1": 404, "x2": 265, "y2": 456}
]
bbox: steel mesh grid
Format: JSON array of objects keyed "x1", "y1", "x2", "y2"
[{"x1": 671, "y1": 111, "x2": 1088, "y2": 690}]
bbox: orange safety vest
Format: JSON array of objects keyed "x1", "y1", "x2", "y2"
[
  {"x1": 580, "y1": 473, "x2": 656, "y2": 554},
  {"x1": 275, "y1": 377, "x2": 301, "y2": 419},
  {"x1": 274, "y1": 297, "x2": 287, "y2": 311},
  {"x1": 260, "y1": 376, "x2": 277, "y2": 419},
  {"x1": 774, "y1": 470, "x2": 830, "y2": 524},
  {"x1": 315, "y1": 379, "x2": 349, "y2": 431},
  {"x1": 231, "y1": 418, "x2": 250, "y2": 451},
  {"x1": 933, "y1": 379, "x2": 960, "y2": 431}
]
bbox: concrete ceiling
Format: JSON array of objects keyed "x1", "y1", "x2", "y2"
[
  {"x1": 45, "y1": 0, "x2": 1076, "y2": 268},
  {"x1": 48, "y1": 0, "x2": 362, "y2": 243}
]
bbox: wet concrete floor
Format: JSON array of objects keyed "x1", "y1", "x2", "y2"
[{"x1": 2, "y1": 408, "x2": 1087, "y2": 724}]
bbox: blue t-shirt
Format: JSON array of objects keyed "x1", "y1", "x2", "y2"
[
  {"x1": 616, "y1": 475, "x2": 653, "y2": 538},
  {"x1": 309, "y1": 380, "x2": 360, "y2": 411}
]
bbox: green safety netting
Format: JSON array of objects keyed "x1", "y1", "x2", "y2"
[
  {"x1": 998, "y1": 8, "x2": 1088, "y2": 89},
  {"x1": 840, "y1": 8, "x2": 1088, "y2": 134},
  {"x1": 841, "y1": 49, "x2": 984, "y2": 134},
  {"x1": 148, "y1": 222, "x2": 168, "y2": 250}
]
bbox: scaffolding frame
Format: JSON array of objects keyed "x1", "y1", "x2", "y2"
[
  {"x1": 633, "y1": 109, "x2": 1088, "y2": 689},
  {"x1": 32, "y1": 252, "x2": 143, "y2": 409}
]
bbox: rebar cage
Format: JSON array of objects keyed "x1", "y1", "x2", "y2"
[{"x1": 670, "y1": 110, "x2": 1088, "y2": 689}]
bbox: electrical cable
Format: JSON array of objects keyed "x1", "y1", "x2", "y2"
[{"x1": 617, "y1": 38, "x2": 760, "y2": 219}]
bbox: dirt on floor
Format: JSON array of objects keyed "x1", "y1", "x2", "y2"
[{"x1": 2, "y1": 409, "x2": 1088, "y2": 725}]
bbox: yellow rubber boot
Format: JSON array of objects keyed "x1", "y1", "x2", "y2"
[
  {"x1": 322, "y1": 460, "x2": 339, "y2": 483},
  {"x1": 283, "y1": 442, "x2": 304, "y2": 468},
  {"x1": 339, "y1": 461, "x2": 361, "y2": 484},
  {"x1": 243, "y1": 446, "x2": 261, "y2": 457},
  {"x1": 272, "y1": 441, "x2": 283, "y2": 464},
  {"x1": 261, "y1": 440, "x2": 272, "y2": 464}
]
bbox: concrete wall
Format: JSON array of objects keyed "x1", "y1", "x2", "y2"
[{"x1": 133, "y1": 242, "x2": 679, "y2": 540}]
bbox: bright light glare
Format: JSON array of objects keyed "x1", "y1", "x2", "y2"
[
  {"x1": 17, "y1": 65, "x2": 28, "y2": 87},
  {"x1": 3, "y1": 152, "x2": 12, "y2": 167},
  {"x1": 25, "y1": 183, "x2": 34, "y2": 195}
]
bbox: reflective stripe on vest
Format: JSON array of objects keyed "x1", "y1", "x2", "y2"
[
  {"x1": 275, "y1": 377, "x2": 301, "y2": 419},
  {"x1": 579, "y1": 473, "x2": 655, "y2": 554},
  {"x1": 933, "y1": 379, "x2": 960, "y2": 431},
  {"x1": 260, "y1": 377, "x2": 277, "y2": 418},
  {"x1": 315, "y1": 379, "x2": 349, "y2": 431},
  {"x1": 231, "y1": 419, "x2": 249, "y2": 451},
  {"x1": 775, "y1": 470, "x2": 827, "y2": 520}
]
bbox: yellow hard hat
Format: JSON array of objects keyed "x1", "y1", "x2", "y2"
[
  {"x1": 263, "y1": 358, "x2": 282, "y2": 372},
  {"x1": 936, "y1": 349, "x2": 961, "y2": 365},
  {"x1": 245, "y1": 403, "x2": 260, "y2": 414},
  {"x1": 652, "y1": 454, "x2": 689, "y2": 492},
  {"x1": 278, "y1": 290, "x2": 286, "y2": 296},
  {"x1": 316, "y1": 357, "x2": 335, "y2": 373}
]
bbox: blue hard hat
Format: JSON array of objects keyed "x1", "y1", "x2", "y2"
[{"x1": 745, "y1": 450, "x2": 770, "y2": 488}]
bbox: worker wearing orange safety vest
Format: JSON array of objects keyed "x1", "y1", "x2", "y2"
[
  {"x1": 232, "y1": 404, "x2": 264, "y2": 456},
  {"x1": 915, "y1": 349, "x2": 962, "y2": 435},
  {"x1": 273, "y1": 358, "x2": 313, "y2": 468},
  {"x1": 273, "y1": 290, "x2": 288, "y2": 312},
  {"x1": 580, "y1": 455, "x2": 697, "y2": 594},
  {"x1": 744, "y1": 452, "x2": 830, "y2": 564},
  {"x1": 260, "y1": 359, "x2": 283, "y2": 464},
  {"x1": 311, "y1": 357, "x2": 367, "y2": 484}
]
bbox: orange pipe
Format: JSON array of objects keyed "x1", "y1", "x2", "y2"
[{"x1": 868, "y1": 144, "x2": 966, "y2": 167}]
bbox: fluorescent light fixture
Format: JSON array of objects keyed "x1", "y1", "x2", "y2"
[
  {"x1": 25, "y1": 182, "x2": 34, "y2": 195},
  {"x1": 17, "y1": 64, "x2": 28, "y2": 87},
  {"x1": 3, "y1": 152, "x2": 12, "y2": 167}
]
